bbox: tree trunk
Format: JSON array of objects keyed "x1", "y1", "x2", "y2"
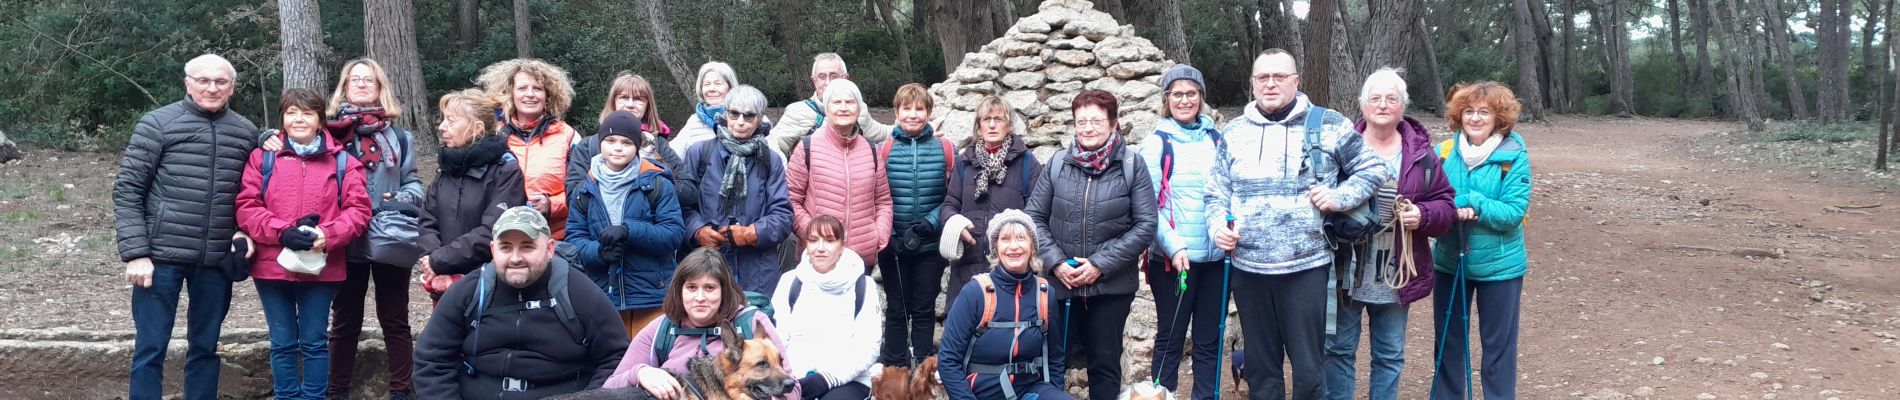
[
  {"x1": 1512, "y1": 0, "x2": 1547, "y2": 121},
  {"x1": 1234, "y1": 0, "x2": 1260, "y2": 57},
  {"x1": 1818, "y1": 0, "x2": 1851, "y2": 122},
  {"x1": 1862, "y1": 0, "x2": 1884, "y2": 76},
  {"x1": 1093, "y1": 0, "x2": 1127, "y2": 24},
  {"x1": 776, "y1": 0, "x2": 811, "y2": 98},
  {"x1": 512, "y1": 0, "x2": 531, "y2": 58},
  {"x1": 1691, "y1": 0, "x2": 1719, "y2": 114},
  {"x1": 1882, "y1": 2, "x2": 1896, "y2": 169},
  {"x1": 936, "y1": 0, "x2": 1005, "y2": 74},
  {"x1": 1128, "y1": 0, "x2": 1192, "y2": 64},
  {"x1": 1526, "y1": 0, "x2": 1559, "y2": 111},
  {"x1": 1590, "y1": 0, "x2": 1635, "y2": 117},
  {"x1": 364, "y1": 0, "x2": 433, "y2": 136},
  {"x1": 1668, "y1": 0, "x2": 1691, "y2": 101},
  {"x1": 1362, "y1": 0, "x2": 1422, "y2": 75},
  {"x1": 1302, "y1": 0, "x2": 1338, "y2": 108},
  {"x1": 1275, "y1": 0, "x2": 1304, "y2": 60},
  {"x1": 1759, "y1": 0, "x2": 1812, "y2": 118},
  {"x1": 1711, "y1": 0, "x2": 1766, "y2": 130},
  {"x1": 1330, "y1": 3, "x2": 1361, "y2": 118},
  {"x1": 1561, "y1": 0, "x2": 1579, "y2": 112},
  {"x1": 278, "y1": 0, "x2": 327, "y2": 91},
  {"x1": 456, "y1": 0, "x2": 481, "y2": 51},
  {"x1": 1418, "y1": 14, "x2": 1448, "y2": 112},
  {"x1": 641, "y1": 0, "x2": 697, "y2": 106},
  {"x1": 870, "y1": 0, "x2": 916, "y2": 79}
]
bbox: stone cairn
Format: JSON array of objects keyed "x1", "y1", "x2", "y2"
[{"x1": 929, "y1": 0, "x2": 1174, "y2": 160}]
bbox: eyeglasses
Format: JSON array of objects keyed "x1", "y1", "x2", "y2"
[
  {"x1": 1365, "y1": 96, "x2": 1402, "y2": 107},
  {"x1": 812, "y1": 72, "x2": 847, "y2": 81},
  {"x1": 726, "y1": 111, "x2": 760, "y2": 121},
  {"x1": 189, "y1": 76, "x2": 233, "y2": 88},
  {"x1": 1073, "y1": 118, "x2": 1111, "y2": 128},
  {"x1": 1251, "y1": 73, "x2": 1298, "y2": 84},
  {"x1": 1166, "y1": 91, "x2": 1201, "y2": 101},
  {"x1": 347, "y1": 76, "x2": 378, "y2": 85},
  {"x1": 1462, "y1": 109, "x2": 1493, "y2": 118}
]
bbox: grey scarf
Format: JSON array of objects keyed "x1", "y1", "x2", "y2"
[
  {"x1": 590, "y1": 154, "x2": 640, "y2": 226},
  {"x1": 717, "y1": 127, "x2": 764, "y2": 202}
]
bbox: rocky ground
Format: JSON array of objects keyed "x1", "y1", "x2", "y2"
[{"x1": 1, "y1": 115, "x2": 1895, "y2": 399}]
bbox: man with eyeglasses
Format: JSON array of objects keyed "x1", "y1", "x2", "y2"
[
  {"x1": 1205, "y1": 49, "x2": 1390, "y2": 400},
  {"x1": 113, "y1": 53, "x2": 261, "y2": 400},
  {"x1": 767, "y1": 53, "x2": 890, "y2": 155}
]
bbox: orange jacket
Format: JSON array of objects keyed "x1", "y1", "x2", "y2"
[{"x1": 506, "y1": 118, "x2": 580, "y2": 239}]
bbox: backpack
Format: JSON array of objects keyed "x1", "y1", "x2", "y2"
[
  {"x1": 1047, "y1": 146, "x2": 1138, "y2": 188},
  {"x1": 1299, "y1": 106, "x2": 1395, "y2": 244},
  {"x1": 463, "y1": 259, "x2": 584, "y2": 363},
  {"x1": 259, "y1": 149, "x2": 352, "y2": 208},
  {"x1": 786, "y1": 274, "x2": 869, "y2": 317},
  {"x1": 783, "y1": 100, "x2": 827, "y2": 157},
  {"x1": 650, "y1": 307, "x2": 765, "y2": 367}
]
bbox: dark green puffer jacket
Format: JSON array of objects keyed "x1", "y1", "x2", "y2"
[{"x1": 880, "y1": 126, "x2": 953, "y2": 255}]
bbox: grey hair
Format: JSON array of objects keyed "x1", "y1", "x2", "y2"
[
  {"x1": 694, "y1": 61, "x2": 738, "y2": 101},
  {"x1": 1358, "y1": 67, "x2": 1409, "y2": 107},
  {"x1": 183, "y1": 54, "x2": 237, "y2": 80},
  {"x1": 822, "y1": 79, "x2": 864, "y2": 107},
  {"x1": 812, "y1": 53, "x2": 848, "y2": 76},
  {"x1": 725, "y1": 84, "x2": 769, "y2": 115}
]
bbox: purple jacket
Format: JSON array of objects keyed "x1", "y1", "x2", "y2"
[{"x1": 1354, "y1": 117, "x2": 1457, "y2": 304}]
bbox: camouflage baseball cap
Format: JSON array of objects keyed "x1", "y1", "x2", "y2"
[{"x1": 492, "y1": 206, "x2": 550, "y2": 239}]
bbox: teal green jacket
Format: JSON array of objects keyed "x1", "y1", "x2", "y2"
[{"x1": 1431, "y1": 132, "x2": 1531, "y2": 281}]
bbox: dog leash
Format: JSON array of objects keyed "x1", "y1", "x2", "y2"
[{"x1": 1382, "y1": 197, "x2": 1419, "y2": 289}]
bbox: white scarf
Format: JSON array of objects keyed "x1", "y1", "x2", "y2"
[
  {"x1": 1459, "y1": 133, "x2": 1503, "y2": 171},
  {"x1": 795, "y1": 248, "x2": 865, "y2": 294}
]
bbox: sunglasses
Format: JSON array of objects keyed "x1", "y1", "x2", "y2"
[{"x1": 726, "y1": 111, "x2": 760, "y2": 121}]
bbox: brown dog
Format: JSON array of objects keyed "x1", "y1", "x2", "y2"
[
  {"x1": 546, "y1": 338, "x2": 795, "y2": 400},
  {"x1": 870, "y1": 356, "x2": 947, "y2": 400}
]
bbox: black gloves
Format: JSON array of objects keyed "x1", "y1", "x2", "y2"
[
  {"x1": 908, "y1": 221, "x2": 935, "y2": 237},
  {"x1": 797, "y1": 373, "x2": 831, "y2": 398},
  {"x1": 295, "y1": 214, "x2": 321, "y2": 228},
  {"x1": 597, "y1": 225, "x2": 630, "y2": 264},
  {"x1": 280, "y1": 226, "x2": 318, "y2": 251}
]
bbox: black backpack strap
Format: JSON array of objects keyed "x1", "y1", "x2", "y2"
[
  {"x1": 788, "y1": 277, "x2": 803, "y2": 311},
  {"x1": 853, "y1": 275, "x2": 867, "y2": 317}
]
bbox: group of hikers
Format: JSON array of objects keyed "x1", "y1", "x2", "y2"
[{"x1": 115, "y1": 48, "x2": 1531, "y2": 400}]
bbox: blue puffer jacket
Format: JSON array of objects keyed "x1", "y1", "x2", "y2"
[
  {"x1": 937, "y1": 266, "x2": 1067, "y2": 400},
  {"x1": 1431, "y1": 132, "x2": 1532, "y2": 281},
  {"x1": 678, "y1": 131, "x2": 796, "y2": 294},
  {"x1": 566, "y1": 159, "x2": 688, "y2": 310},
  {"x1": 1138, "y1": 115, "x2": 1225, "y2": 263},
  {"x1": 881, "y1": 125, "x2": 954, "y2": 255}
]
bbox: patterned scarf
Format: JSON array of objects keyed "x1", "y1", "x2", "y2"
[
  {"x1": 716, "y1": 126, "x2": 765, "y2": 203},
  {"x1": 1068, "y1": 132, "x2": 1123, "y2": 175},
  {"x1": 326, "y1": 104, "x2": 387, "y2": 165},
  {"x1": 972, "y1": 135, "x2": 1016, "y2": 200},
  {"x1": 694, "y1": 102, "x2": 725, "y2": 130}
]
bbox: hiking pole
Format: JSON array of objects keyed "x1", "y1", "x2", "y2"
[
  {"x1": 1060, "y1": 259, "x2": 1080, "y2": 353},
  {"x1": 1428, "y1": 224, "x2": 1474, "y2": 400},
  {"x1": 1210, "y1": 215, "x2": 1235, "y2": 400}
]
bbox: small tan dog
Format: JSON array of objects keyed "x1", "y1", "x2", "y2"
[
  {"x1": 870, "y1": 356, "x2": 946, "y2": 400},
  {"x1": 1118, "y1": 381, "x2": 1177, "y2": 400}
]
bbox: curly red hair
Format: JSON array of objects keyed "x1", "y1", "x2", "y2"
[{"x1": 1445, "y1": 81, "x2": 1520, "y2": 136}]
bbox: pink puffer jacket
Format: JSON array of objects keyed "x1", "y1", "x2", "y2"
[{"x1": 787, "y1": 124, "x2": 893, "y2": 267}]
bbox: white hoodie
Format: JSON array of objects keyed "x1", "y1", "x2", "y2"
[{"x1": 769, "y1": 248, "x2": 884, "y2": 388}]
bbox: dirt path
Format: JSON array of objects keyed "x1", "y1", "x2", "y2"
[{"x1": 2, "y1": 116, "x2": 1895, "y2": 399}]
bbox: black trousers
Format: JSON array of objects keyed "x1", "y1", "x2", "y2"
[
  {"x1": 877, "y1": 250, "x2": 948, "y2": 366},
  {"x1": 328, "y1": 260, "x2": 413, "y2": 396},
  {"x1": 1146, "y1": 257, "x2": 1229, "y2": 400},
  {"x1": 1063, "y1": 293, "x2": 1136, "y2": 400},
  {"x1": 1232, "y1": 266, "x2": 1328, "y2": 400}
]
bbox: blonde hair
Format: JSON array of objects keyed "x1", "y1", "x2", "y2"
[
  {"x1": 598, "y1": 72, "x2": 667, "y2": 127},
  {"x1": 328, "y1": 58, "x2": 403, "y2": 119},
  {"x1": 437, "y1": 88, "x2": 502, "y2": 137},
  {"x1": 478, "y1": 58, "x2": 575, "y2": 119},
  {"x1": 984, "y1": 221, "x2": 1044, "y2": 274}
]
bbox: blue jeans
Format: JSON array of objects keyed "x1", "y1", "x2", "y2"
[
  {"x1": 130, "y1": 263, "x2": 232, "y2": 400},
  {"x1": 256, "y1": 280, "x2": 340, "y2": 400},
  {"x1": 1324, "y1": 300, "x2": 1408, "y2": 400}
]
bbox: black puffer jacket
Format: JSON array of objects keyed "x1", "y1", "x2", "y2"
[
  {"x1": 419, "y1": 134, "x2": 530, "y2": 275},
  {"x1": 1024, "y1": 140, "x2": 1157, "y2": 299},
  {"x1": 939, "y1": 138, "x2": 1041, "y2": 269},
  {"x1": 114, "y1": 97, "x2": 258, "y2": 266}
]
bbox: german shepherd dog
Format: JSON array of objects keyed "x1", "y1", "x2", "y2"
[
  {"x1": 548, "y1": 337, "x2": 796, "y2": 400},
  {"x1": 870, "y1": 356, "x2": 946, "y2": 400}
]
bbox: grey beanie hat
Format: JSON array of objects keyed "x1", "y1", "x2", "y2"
[
  {"x1": 1160, "y1": 63, "x2": 1206, "y2": 94},
  {"x1": 986, "y1": 209, "x2": 1038, "y2": 250}
]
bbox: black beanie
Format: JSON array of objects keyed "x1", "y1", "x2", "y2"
[{"x1": 599, "y1": 110, "x2": 645, "y2": 147}]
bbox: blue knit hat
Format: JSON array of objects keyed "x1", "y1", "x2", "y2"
[{"x1": 1160, "y1": 63, "x2": 1206, "y2": 94}]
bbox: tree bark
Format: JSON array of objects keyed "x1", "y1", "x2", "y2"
[
  {"x1": 1711, "y1": 0, "x2": 1766, "y2": 130},
  {"x1": 1330, "y1": 3, "x2": 1361, "y2": 118},
  {"x1": 1093, "y1": 0, "x2": 1127, "y2": 23},
  {"x1": 1274, "y1": 0, "x2": 1304, "y2": 60},
  {"x1": 936, "y1": 0, "x2": 1005, "y2": 73},
  {"x1": 1526, "y1": 0, "x2": 1559, "y2": 111},
  {"x1": 1233, "y1": 0, "x2": 1260, "y2": 57},
  {"x1": 1128, "y1": 0, "x2": 1192, "y2": 64},
  {"x1": 1590, "y1": 0, "x2": 1635, "y2": 117},
  {"x1": 1882, "y1": 2, "x2": 1896, "y2": 168},
  {"x1": 1818, "y1": 0, "x2": 1851, "y2": 122},
  {"x1": 1512, "y1": 0, "x2": 1547, "y2": 121},
  {"x1": 1561, "y1": 0, "x2": 1579, "y2": 112},
  {"x1": 278, "y1": 0, "x2": 328, "y2": 91},
  {"x1": 364, "y1": 0, "x2": 433, "y2": 136},
  {"x1": 512, "y1": 0, "x2": 531, "y2": 58},
  {"x1": 869, "y1": 0, "x2": 916, "y2": 79},
  {"x1": 776, "y1": 0, "x2": 811, "y2": 98},
  {"x1": 1362, "y1": 0, "x2": 1422, "y2": 75},
  {"x1": 1862, "y1": 0, "x2": 1884, "y2": 76},
  {"x1": 1690, "y1": 0, "x2": 1719, "y2": 114},
  {"x1": 456, "y1": 0, "x2": 481, "y2": 51},
  {"x1": 1418, "y1": 14, "x2": 1448, "y2": 112},
  {"x1": 1758, "y1": 0, "x2": 1811, "y2": 118},
  {"x1": 641, "y1": 0, "x2": 697, "y2": 106},
  {"x1": 1302, "y1": 0, "x2": 1338, "y2": 108},
  {"x1": 1668, "y1": 0, "x2": 1692, "y2": 101}
]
